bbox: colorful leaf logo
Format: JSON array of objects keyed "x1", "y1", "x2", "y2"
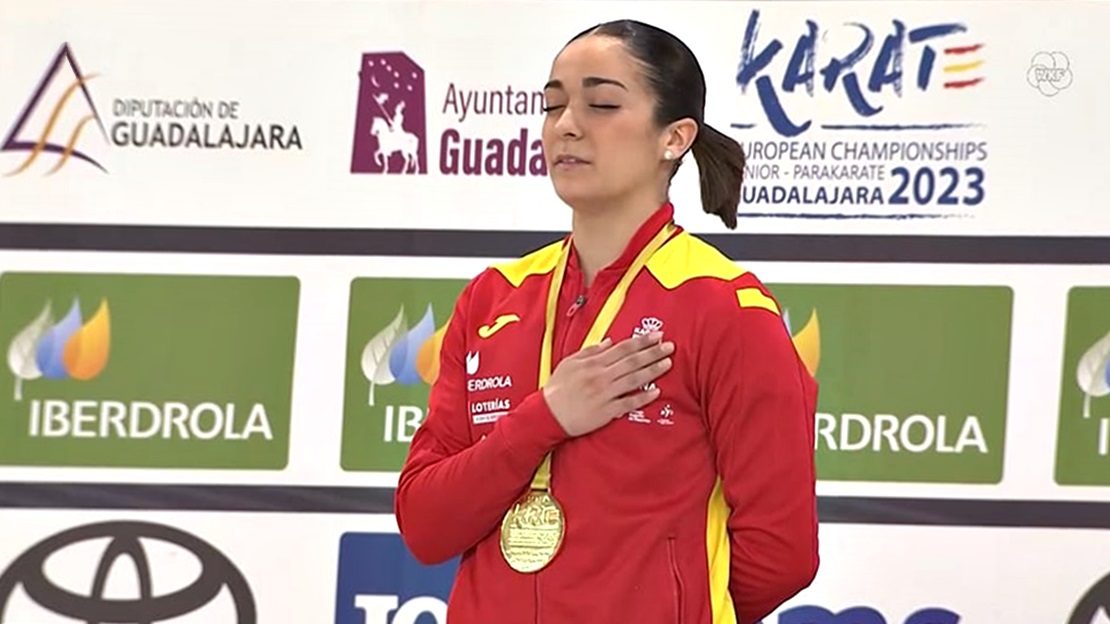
[
  {"x1": 389, "y1": 304, "x2": 436, "y2": 386},
  {"x1": 416, "y1": 324, "x2": 449, "y2": 385},
  {"x1": 6, "y1": 301, "x2": 53, "y2": 401},
  {"x1": 1076, "y1": 330, "x2": 1110, "y2": 419},
  {"x1": 783, "y1": 307, "x2": 820, "y2": 377},
  {"x1": 360, "y1": 306, "x2": 407, "y2": 407},
  {"x1": 360, "y1": 303, "x2": 448, "y2": 406},
  {"x1": 5, "y1": 297, "x2": 111, "y2": 401}
]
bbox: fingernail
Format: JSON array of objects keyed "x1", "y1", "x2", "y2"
[{"x1": 648, "y1": 331, "x2": 663, "y2": 341}]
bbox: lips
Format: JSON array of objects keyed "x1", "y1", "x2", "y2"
[{"x1": 554, "y1": 154, "x2": 590, "y2": 166}]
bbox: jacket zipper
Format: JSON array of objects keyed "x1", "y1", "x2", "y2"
[
  {"x1": 535, "y1": 573, "x2": 542, "y2": 624},
  {"x1": 667, "y1": 537, "x2": 684, "y2": 624},
  {"x1": 538, "y1": 290, "x2": 585, "y2": 624},
  {"x1": 566, "y1": 293, "x2": 587, "y2": 317},
  {"x1": 557, "y1": 293, "x2": 587, "y2": 355}
]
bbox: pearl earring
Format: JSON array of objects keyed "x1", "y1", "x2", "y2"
[{"x1": 664, "y1": 150, "x2": 674, "y2": 161}]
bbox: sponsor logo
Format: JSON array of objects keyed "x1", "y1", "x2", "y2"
[
  {"x1": 770, "y1": 283, "x2": 1012, "y2": 483},
  {"x1": 2, "y1": 44, "x2": 108, "y2": 175},
  {"x1": 783, "y1": 306, "x2": 821, "y2": 377},
  {"x1": 477, "y1": 313, "x2": 520, "y2": 338},
  {"x1": 657, "y1": 403, "x2": 674, "y2": 426},
  {"x1": 334, "y1": 533, "x2": 457, "y2": 624},
  {"x1": 0, "y1": 520, "x2": 256, "y2": 622},
  {"x1": 2, "y1": 43, "x2": 302, "y2": 177},
  {"x1": 342, "y1": 278, "x2": 468, "y2": 471},
  {"x1": 360, "y1": 303, "x2": 448, "y2": 407},
  {"x1": 1070, "y1": 570, "x2": 1110, "y2": 624},
  {"x1": 1056, "y1": 287, "x2": 1110, "y2": 485},
  {"x1": 730, "y1": 9, "x2": 989, "y2": 221},
  {"x1": 469, "y1": 398, "x2": 510, "y2": 425},
  {"x1": 350, "y1": 52, "x2": 427, "y2": 175},
  {"x1": 8, "y1": 296, "x2": 110, "y2": 401},
  {"x1": 1077, "y1": 332, "x2": 1110, "y2": 422},
  {"x1": 771, "y1": 605, "x2": 960, "y2": 624},
  {"x1": 0, "y1": 273, "x2": 299, "y2": 469},
  {"x1": 349, "y1": 51, "x2": 546, "y2": 177},
  {"x1": 1027, "y1": 51, "x2": 1073, "y2": 97},
  {"x1": 462, "y1": 349, "x2": 512, "y2": 425},
  {"x1": 467, "y1": 375, "x2": 512, "y2": 392}
]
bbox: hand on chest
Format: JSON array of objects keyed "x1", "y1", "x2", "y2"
[{"x1": 464, "y1": 304, "x2": 700, "y2": 439}]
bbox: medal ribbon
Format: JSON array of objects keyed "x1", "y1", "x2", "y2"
[{"x1": 529, "y1": 221, "x2": 678, "y2": 491}]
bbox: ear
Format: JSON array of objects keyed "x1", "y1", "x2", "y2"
[{"x1": 660, "y1": 117, "x2": 698, "y2": 162}]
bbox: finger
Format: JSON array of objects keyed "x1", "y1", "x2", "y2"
[
  {"x1": 606, "y1": 340, "x2": 674, "y2": 380},
  {"x1": 611, "y1": 386, "x2": 661, "y2": 416},
  {"x1": 594, "y1": 331, "x2": 662, "y2": 366},
  {"x1": 571, "y1": 337, "x2": 613, "y2": 359},
  {"x1": 611, "y1": 356, "x2": 672, "y2": 396}
]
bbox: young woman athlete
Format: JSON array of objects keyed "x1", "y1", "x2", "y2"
[{"x1": 396, "y1": 19, "x2": 820, "y2": 624}]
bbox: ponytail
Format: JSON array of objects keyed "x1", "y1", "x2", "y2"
[{"x1": 689, "y1": 123, "x2": 746, "y2": 230}]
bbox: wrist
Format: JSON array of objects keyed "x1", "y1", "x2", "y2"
[
  {"x1": 498, "y1": 390, "x2": 570, "y2": 470},
  {"x1": 539, "y1": 386, "x2": 572, "y2": 437}
]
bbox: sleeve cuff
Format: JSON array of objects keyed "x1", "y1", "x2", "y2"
[{"x1": 495, "y1": 389, "x2": 570, "y2": 474}]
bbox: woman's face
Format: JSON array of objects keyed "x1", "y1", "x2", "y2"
[{"x1": 541, "y1": 35, "x2": 669, "y2": 211}]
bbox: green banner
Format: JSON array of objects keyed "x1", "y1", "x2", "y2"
[
  {"x1": 770, "y1": 283, "x2": 1013, "y2": 484},
  {"x1": 341, "y1": 277, "x2": 468, "y2": 471},
  {"x1": 0, "y1": 272, "x2": 299, "y2": 469},
  {"x1": 1055, "y1": 287, "x2": 1110, "y2": 485}
]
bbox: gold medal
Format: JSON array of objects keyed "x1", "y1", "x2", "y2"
[
  {"x1": 499, "y1": 490, "x2": 566, "y2": 573},
  {"x1": 499, "y1": 220, "x2": 677, "y2": 573}
]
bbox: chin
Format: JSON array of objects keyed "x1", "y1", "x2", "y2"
[
  {"x1": 552, "y1": 187, "x2": 601, "y2": 212},
  {"x1": 551, "y1": 178, "x2": 606, "y2": 210}
]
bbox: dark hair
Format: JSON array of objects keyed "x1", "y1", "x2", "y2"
[{"x1": 569, "y1": 20, "x2": 746, "y2": 230}]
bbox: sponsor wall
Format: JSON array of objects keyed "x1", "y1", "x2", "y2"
[{"x1": 0, "y1": 1, "x2": 1108, "y2": 623}]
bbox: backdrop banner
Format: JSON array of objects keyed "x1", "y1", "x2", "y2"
[{"x1": 1, "y1": 1, "x2": 1108, "y2": 623}]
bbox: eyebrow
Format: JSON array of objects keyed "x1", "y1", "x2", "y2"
[{"x1": 543, "y1": 76, "x2": 628, "y2": 91}]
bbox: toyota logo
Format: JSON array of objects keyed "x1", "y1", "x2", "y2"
[
  {"x1": 0, "y1": 520, "x2": 256, "y2": 623},
  {"x1": 1071, "y1": 570, "x2": 1110, "y2": 624}
]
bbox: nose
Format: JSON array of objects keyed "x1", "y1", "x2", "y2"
[{"x1": 552, "y1": 105, "x2": 581, "y2": 139}]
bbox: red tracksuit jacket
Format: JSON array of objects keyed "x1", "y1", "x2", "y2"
[{"x1": 395, "y1": 203, "x2": 819, "y2": 624}]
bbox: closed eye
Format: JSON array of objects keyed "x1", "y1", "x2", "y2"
[{"x1": 541, "y1": 103, "x2": 621, "y2": 116}]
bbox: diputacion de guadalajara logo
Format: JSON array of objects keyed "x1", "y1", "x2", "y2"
[{"x1": 729, "y1": 9, "x2": 987, "y2": 221}]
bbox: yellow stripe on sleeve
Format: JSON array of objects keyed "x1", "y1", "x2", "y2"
[{"x1": 735, "y1": 287, "x2": 780, "y2": 315}]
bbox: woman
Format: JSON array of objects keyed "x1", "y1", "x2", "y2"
[{"x1": 395, "y1": 19, "x2": 819, "y2": 624}]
